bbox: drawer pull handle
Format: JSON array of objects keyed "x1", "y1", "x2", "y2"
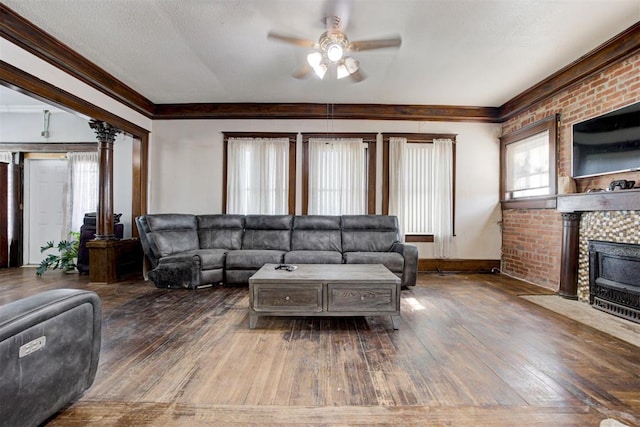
[
  {"x1": 360, "y1": 295, "x2": 365, "y2": 300},
  {"x1": 285, "y1": 296, "x2": 290, "y2": 301}
]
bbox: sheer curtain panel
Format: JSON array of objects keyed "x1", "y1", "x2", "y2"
[
  {"x1": 388, "y1": 137, "x2": 406, "y2": 239},
  {"x1": 308, "y1": 138, "x2": 366, "y2": 215},
  {"x1": 226, "y1": 137, "x2": 289, "y2": 215},
  {"x1": 432, "y1": 138, "x2": 453, "y2": 258},
  {"x1": 63, "y1": 152, "x2": 98, "y2": 238}
]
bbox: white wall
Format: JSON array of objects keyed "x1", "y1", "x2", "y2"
[
  {"x1": 0, "y1": 110, "x2": 95, "y2": 142},
  {"x1": 150, "y1": 119, "x2": 502, "y2": 260},
  {"x1": 0, "y1": 109, "x2": 134, "y2": 238}
]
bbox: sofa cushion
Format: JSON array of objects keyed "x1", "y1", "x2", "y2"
[
  {"x1": 162, "y1": 249, "x2": 227, "y2": 270},
  {"x1": 146, "y1": 214, "x2": 199, "y2": 258},
  {"x1": 226, "y1": 249, "x2": 286, "y2": 270},
  {"x1": 291, "y1": 215, "x2": 342, "y2": 252},
  {"x1": 343, "y1": 252, "x2": 404, "y2": 273},
  {"x1": 242, "y1": 215, "x2": 292, "y2": 251},
  {"x1": 341, "y1": 215, "x2": 400, "y2": 253},
  {"x1": 284, "y1": 250, "x2": 343, "y2": 264},
  {"x1": 197, "y1": 214, "x2": 244, "y2": 250}
]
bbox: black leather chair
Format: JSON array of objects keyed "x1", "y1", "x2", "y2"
[
  {"x1": 77, "y1": 212, "x2": 123, "y2": 274},
  {"x1": 0, "y1": 289, "x2": 102, "y2": 426}
]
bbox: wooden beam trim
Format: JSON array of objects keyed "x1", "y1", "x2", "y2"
[
  {"x1": 154, "y1": 103, "x2": 500, "y2": 122},
  {"x1": 0, "y1": 142, "x2": 96, "y2": 152},
  {"x1": 0, "y1": 4, "x2": 154, "y2": 118},
  {"x1": 499, "y1": 21, "x2": 640, "y2": 122}
]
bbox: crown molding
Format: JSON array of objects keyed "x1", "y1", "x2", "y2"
[
  {"x1": 153, "y1": 103, "x2": 500, "y2": 122},
  {"x1": 0, "y1": 3, "x2": 154, "y2": 118},
  {"x1": 498, "y1": 21, "x2": 640, "y2": 122}
]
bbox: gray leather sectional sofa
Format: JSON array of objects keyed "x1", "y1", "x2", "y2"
[{"x1": 135, "y1": 214, "x2": 418, "y2": 289}]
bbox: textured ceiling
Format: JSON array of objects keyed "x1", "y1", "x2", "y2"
[{"x1": 1, "y1": 0, "x2": 640, "y2": 107}]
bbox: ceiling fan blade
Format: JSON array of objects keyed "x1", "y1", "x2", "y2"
[
  {"x1": 349, "y1": 68, "x2": 365, "y2": 83},
  {"x1": 268, "y1": 32, "x2": 316, "y2": 49},
  {"x1": 349, "y1": 36, "x2": 402, "y2": 52},
  {"x1": 292, "y1": 63, "x2": 313, "y2": 79}
]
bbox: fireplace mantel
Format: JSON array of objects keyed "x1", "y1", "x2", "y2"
[{"x1": 557, "y1": 189, "x2": 640, "y2": 213}]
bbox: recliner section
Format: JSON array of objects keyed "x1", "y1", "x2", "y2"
[{"x1": 136, "y1": 214, "x2": 418, "y2": 289}]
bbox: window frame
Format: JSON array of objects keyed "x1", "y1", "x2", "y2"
[
  {"x1": 382, "y1": 133, "x2": 457, "y2": 242},
  {"x1": 223, "y1": 132, "x2": 297, "y2": 215},
  {"x1": 500, "y1": 115, "x2": 558, "y2": 209},
  {"x1": 301, "y1": 133, "x2": 377, "y2": 215}
]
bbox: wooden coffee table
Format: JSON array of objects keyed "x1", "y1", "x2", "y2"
[{"x1": 248, "y1": 263, "x2": 402, "y2": 329}]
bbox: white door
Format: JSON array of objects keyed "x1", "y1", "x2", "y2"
[{"x1": 24, "y1": 158, "x2": 67, "y2": 265}]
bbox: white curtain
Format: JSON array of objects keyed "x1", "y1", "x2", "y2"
[
  {"x1": 432, "y1": 138, "x2": 453, "y2": 258},
  {"x1": 227, "y1": 137, "x2": 289, "y2": 215},
  {"x1": 63, "y1": 152, "x2": 98, "y2": 238},
  {"x1": 0, "y1": 152, "x2": 12, "y2": 246},
  {"x1": 389, "y1": 138, "x2": 453, "y2": 257},
  {"x1": 308, "y1": 138, "x2": 366, "y2": 215},
  {"x1": 388, "y1": 137, "x2": 406, "y2": 239}
]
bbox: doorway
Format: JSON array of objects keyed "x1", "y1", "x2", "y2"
[{"x1": 23, "y1": 156, "x2": 67, "y2": 265}]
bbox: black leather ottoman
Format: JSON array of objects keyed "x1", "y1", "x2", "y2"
[{"x1": 0, "y1": 289, "x2": 102, "y2": 426}]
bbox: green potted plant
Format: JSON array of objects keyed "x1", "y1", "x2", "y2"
[{"x1": 36, "y1": 231, "x2": 80, "y2": 276}]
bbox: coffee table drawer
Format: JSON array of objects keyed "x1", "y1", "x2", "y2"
[
  {"x1": 327, "y1": 284, "x2": 397, "y2": 312},
  {"x1": 253, "y1": 283, "x2": 323, "y2": 312}
]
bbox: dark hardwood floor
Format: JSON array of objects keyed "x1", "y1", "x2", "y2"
[{"x1": 1, "y1": 268, "x2": 638, "y2": 426}]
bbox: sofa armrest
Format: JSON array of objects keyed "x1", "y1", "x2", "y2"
[{"x1": 391, "y1": 242, "x2": 418, "y2": 287}]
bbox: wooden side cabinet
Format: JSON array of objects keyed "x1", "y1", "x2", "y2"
[{"x1": 86, "y1": 238, "x2": 143, "y2": 284}]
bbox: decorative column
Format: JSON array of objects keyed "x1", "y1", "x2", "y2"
[
  {"x1": 89, "y1": 120, "x2": 121, "y2": 239},
  {"x1": 558, "y1": 212, "x2": 581, "y2": 299}
]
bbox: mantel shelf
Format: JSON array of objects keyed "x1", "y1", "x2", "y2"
[{"x1": 557, "y1": 188, "x2": 640, "y2": 213}]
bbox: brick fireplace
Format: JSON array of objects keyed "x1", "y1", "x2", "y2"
[{"x1": 557, "y1": 190, "x2": 640, "y2": 321}]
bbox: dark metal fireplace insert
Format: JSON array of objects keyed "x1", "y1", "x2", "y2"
[{"x1": 589, "y1": 240, "x2": 640, "y2": 323}]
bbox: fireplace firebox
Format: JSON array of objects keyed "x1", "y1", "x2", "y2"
[{"x1": 589, "y1": 240, "x2": 640, "y2": 323}]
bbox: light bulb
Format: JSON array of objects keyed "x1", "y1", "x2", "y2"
[
  {"x1": 326, "y1": 43, "x2": 343, "y2": 62},
  {"x1": 312, "y1": 63, "x2": 327, "y2": 79},
  {"x1": 337, "y1": 64, "x2": 349, "y2": 79},
  {"x1": 307, "y1": 52, "x2": 323, "y2": 67}
]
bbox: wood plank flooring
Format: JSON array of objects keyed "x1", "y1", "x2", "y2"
[{"x1": 1, "y1": 268, "x2": 638, "y2": 426}]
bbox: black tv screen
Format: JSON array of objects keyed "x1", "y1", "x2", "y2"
[{"x1": 572, "y1": 101, "x2": 640, "y2": 178}]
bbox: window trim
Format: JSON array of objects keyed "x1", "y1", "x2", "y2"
[
  {"x1": 500, "y1": 115, "x2": 558, "y2": 210},
  {"x1": 222, "y1": 132, "x2": 297, "y2": 215},
  {"x1": 301, "y1": 133, "x2": 377, "y2": 215},
  {"x1": 382, "y1": 133, "x2": 457, "y2": 240}
]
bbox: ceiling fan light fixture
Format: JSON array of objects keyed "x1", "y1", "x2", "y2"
[
  {"x1": 344, "y1": 57, "x2": 359, "y2": 74},
  {"x1": 326, "y1": 43, "x2": 343, "y2": 62},
  {"x1": 312, "y1": 63, "x2": 328, "y2": 79},
  {"x1": 336, "y1": 63, "x2": 349, "y2": 79},
  {"x1": 307, "y1": 52, "x2": 323, "y2": 67}
]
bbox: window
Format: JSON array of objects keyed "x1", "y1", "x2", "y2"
[
  {"x1": 383, "y1": 133, "x2": 456, "y2": 252},
  {"x1": 223, "y1": 133, "x2": 296, "y2": 215},
  {"x1": 64, "y1": 152, "x2": 98, "y2": 236},
  {"x1": 500, "y1": 115, "x2": 558, "y2": 208},
  {"x1": 302, "y1": 133, "x2": 377, "y2": 215}
]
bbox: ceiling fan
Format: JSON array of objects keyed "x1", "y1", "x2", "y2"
[{"x1": 267, "y1": 1, "x2": 401, "y2": 83}]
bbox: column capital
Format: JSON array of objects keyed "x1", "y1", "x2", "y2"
[
  {"x1": 89, "y1": 119, "x2": 121, "y2": 144},
  {"x1": 561, "y1": 212, "x2": 582, "y2": 222}
]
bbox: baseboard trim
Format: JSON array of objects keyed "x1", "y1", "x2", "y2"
[{"x1": 418, "y1": 259, "x2": 500, "y2": 273}]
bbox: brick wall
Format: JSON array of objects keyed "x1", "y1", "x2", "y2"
[{"x1": 501, "y1": 52, "x2": 640, "y2": 290}]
